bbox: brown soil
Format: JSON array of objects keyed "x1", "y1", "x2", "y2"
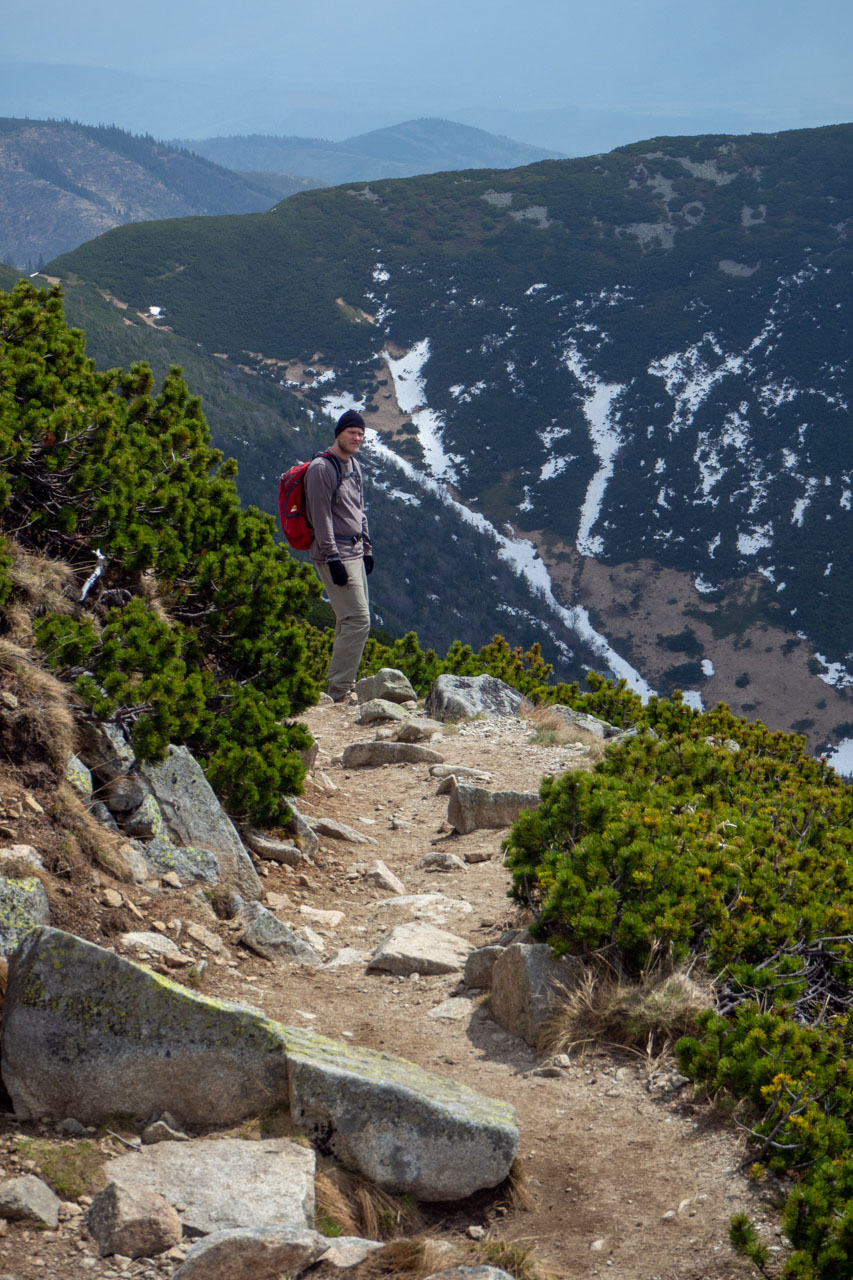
[{"x1": 0, "y1": 706, "x2": 785, "y2": 1280}]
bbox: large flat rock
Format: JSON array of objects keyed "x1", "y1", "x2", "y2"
[
  {"x1": 105, "y1": 1138, "x2": 315, "y2": 1235},
  {"x1": 368, "y1": 923, "x2": 470, "y2": 976},
  {"x1": 341, "y1": 741, "x2": 444, "y2": 768}
]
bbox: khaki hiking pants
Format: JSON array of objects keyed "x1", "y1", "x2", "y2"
[{"x1": 314, "y1": 557, "x2": 370, "y2": 700}]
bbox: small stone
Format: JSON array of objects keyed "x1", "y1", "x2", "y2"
[
  {"x1": 161, "y1": 872, "x2": 182, "y2": 889},
  {"x1": 102, "y1": 889, "x2": 123, "y2": 909},
  {"x1": 364, "y1": 859, "x2": 406, "y2": 895},
  {"x1": 0, "y1": 1175, "x2": 61, "y2": 1228},
  {"x1": 417, "y1": 851, "x2": 467, "y2": 873},
  {"x1": 466, "y1": 1224, "x2": 486, "y2": 1240}
]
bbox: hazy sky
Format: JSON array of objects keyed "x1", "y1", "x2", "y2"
[{"x1": 4, "y1": 0, "x2": 852, "y2": 150}]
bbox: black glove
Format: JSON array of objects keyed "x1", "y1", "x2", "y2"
[
  {"x1": 363, "y1": 554, "x2": 374, "y2": 575},
  {"x1": 328, "y1": 559, "x2": 349, "y2": 587}
]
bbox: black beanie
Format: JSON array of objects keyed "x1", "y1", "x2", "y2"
[{"x1": 335, "y1": 408, "x2": 365, "y2": 436}]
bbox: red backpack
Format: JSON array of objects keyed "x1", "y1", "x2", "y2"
[{"x1": 278, "y1": 452, "x2": 359, "y2": 550}]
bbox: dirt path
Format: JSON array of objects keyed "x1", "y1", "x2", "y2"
[{"x1": 0, "y1": 701, "x2": 783, "y2": 1279}]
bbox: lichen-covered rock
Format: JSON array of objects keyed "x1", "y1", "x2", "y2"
[
  {"x1": 285, "y1": 1025, "x2": 517, "y2": 1200},
  {"x1": 448, "y1": 785, "x2": 540, "y2": 835},
  {"x1": 121, "y1": 793, "x2": 166, "y2": 838},
  {"x1": 425, "y1": 675, "x2": 524, "y2": 722},
  {"x1": 341, "y1": 741, "x2": 444, "y2": 768},
  {"x1": 65, "y1": 754, "x2": 93, "y2": 801},
  {"x1": 1, "y1": 927, "x2": 291, "y2": 1125},
  {"x1": 141, "y1": 836, "x2": 221, "y2": 885},
  {"x1": 355, "y1": 668, "x2": 417, "y2": 704},
  {"x1": 0, "y1": 873, "x2": 50, "y2": 960},
  {"x1": 76, "y1": 720, "x2": 136, "y2": 776},
  {"x1": 138, "y1": 745, "x2": 261, "y2": 899}
]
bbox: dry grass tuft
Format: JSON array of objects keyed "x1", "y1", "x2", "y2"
[
  {"x1": 353, "y1": 1238, "x2": 428, "y2": 1277},
  {"x1": 48, "y1": 784, "x2": 137, "y2": 882},
  {"x1": 506, "y1": 1156, "x2": 536, "y2": 1212},
  {"x1": 543, "y1": 961, "x2": 712, "y2": 1058},
  {"x1": 0, "y1": 638, "x2": 77, "y2": 775},
  {"x1": 466, "y1": 1236, "x2": 557, "y2": 1280},
  {"x1": 314, "y1": 1162, "x2": 423, "y2": 1242},
  {"x1": 523, "y1": 705, "x2": 606, "y2": 761},
  {"x1": 5, "y1": 544, "x2": 77, "y2": 620}
]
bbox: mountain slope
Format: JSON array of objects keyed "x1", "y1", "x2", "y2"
[
  {"x1": 0, "y1": 118, "x2": 278, "y2": 267},
  {"x1": 50, "y1": 124, "x2": 853, "y2": 751},
  {"x1": 173, "y1": 118, "x2": 564, "y2": 183}
]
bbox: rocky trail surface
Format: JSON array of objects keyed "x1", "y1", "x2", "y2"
[{"x1": 0, "y1": 695, "x2": 781, "y2": 1280}]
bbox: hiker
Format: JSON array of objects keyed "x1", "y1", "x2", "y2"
[{"x1": 304, "y1": 408, "x2": 373, "y2": 702}]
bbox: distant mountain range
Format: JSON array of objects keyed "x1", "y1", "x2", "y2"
[
  {"x1": 43, "y1": 123, "x2": 853, "y2": 754},
  {"x1": 0, "y1": 118, "x2": 281, "y2": 267},
  {"x1": 173, "y1": 119, "x2": 564, "y2": 184}
]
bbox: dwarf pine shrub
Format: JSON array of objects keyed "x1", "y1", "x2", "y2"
[
  {"x1": 1, "y1": 280, "x2": 319, "y2": 821},
  {"x1": 505, "y1": 701, "x2": 853, "y2": 1278}
]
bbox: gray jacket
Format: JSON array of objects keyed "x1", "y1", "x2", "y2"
[{"x1": 304, "y1": 454, "x2": 371, "y2": 563}]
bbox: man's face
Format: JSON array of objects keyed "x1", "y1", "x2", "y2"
[{"x1": 337, "y1": 426, "x2": 364, "y2": 454}]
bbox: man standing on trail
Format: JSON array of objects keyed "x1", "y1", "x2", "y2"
[{"x1": 304, "y1": 408, "x2": 373, "y2": 703}]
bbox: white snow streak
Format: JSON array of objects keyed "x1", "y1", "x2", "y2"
[
  {"x1": 383, "y1": 340, "x2": 462, "y2": 484},
  {"x1": 563, "y1": 346, "x2": 624, "y2": 556}
]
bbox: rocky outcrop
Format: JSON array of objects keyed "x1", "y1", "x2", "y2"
[
  {"x1": 447, "y1": 784, "x2": 540, "y2": 834},
  {"x1": 0, "y1": 868, "x2": 50, "y2": 959},
  {"x1": 2, "y1": 927, "x2": 291, "y2": 1126},
  {"x1": 138, "y1": 745, "x2": 261, "y2": 899},
  {"x1": 425, "y1": 675, "x2": 524, "y2": 722},
  {"x1": 2, "y1": 928, "x2": 518, "y2": 1200}
]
